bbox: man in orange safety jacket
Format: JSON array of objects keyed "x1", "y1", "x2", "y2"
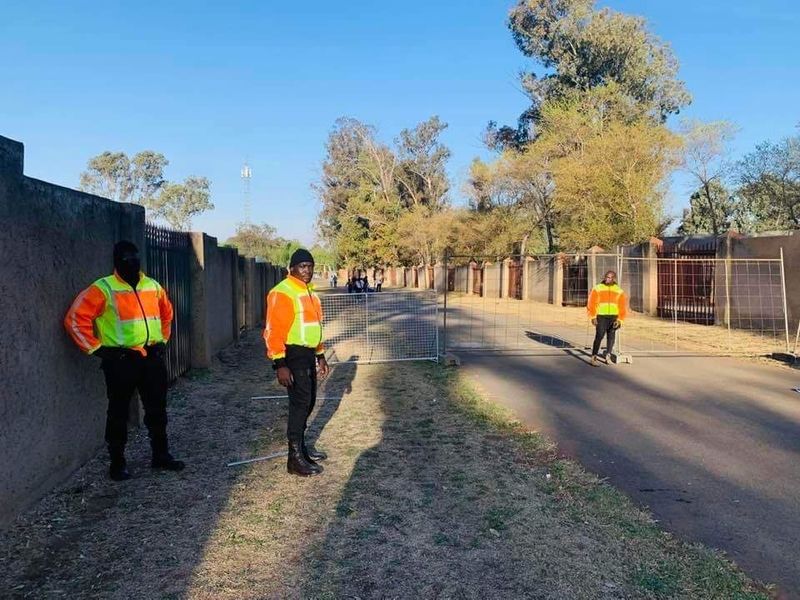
[
  {"x1": 587, "y1": 270, "x2": 627, "y2": 367},
  {"x1": 264, "y1": 248, "x2": 330, "y2": 477},
  {"x1": 64, "y1": 241, "x2": 185, "y2": 481}
]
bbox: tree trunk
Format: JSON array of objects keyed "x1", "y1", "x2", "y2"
[
  {"x1": 704, "y1": 182, "x2": 720, "y2": 235},
  {"x1": 545, "y1": 220, "x2": 555, "y2": 254}
]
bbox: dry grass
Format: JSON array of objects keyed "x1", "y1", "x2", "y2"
[{"x1": 0, "y1": 331, "x2": 773, "y2": 599}]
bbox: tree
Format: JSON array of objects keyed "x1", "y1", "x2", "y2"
[
  {"x1": 317, "y1": 116, "x2": 453, "y2": 268},
  {"x1": 487, "y1": 0, "x2": 691, "y2": 149},
  {"x1": 396, "y1": 116, "x2": 451, "y2": 209},
  {"x1": 79, "y1": 150, "x2": 213, "y2": 229},
  {"x1": 148, "y1": 177, "x2": 213, "y2": 231},
  {"x1": 225, "y1": 223, "x2": 283, "y2": 260},
  {"x1": 465, "y1": 150, "x2": 556, "y2": 254},
  {"x1": 736, "y1": 135, "x2": 800, "y2": 231},
  {"x1": 678, "y1": 181, "x2": 739, "y2": 235},
  {"x1": 539, "y1": 93, "x2": 681, "y2": 249},
  {"x1": 680, "y1": 120, "x2": 738, "y2": 236},
  {"x1": 80, "y1": 151, "x2": 168, "y2": 204}
]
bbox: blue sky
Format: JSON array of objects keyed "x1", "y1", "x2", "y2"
[{"x1": 2, "y1": 1, "x2": 798, "y2": 244}]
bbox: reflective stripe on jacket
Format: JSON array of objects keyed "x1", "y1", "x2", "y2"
[
  {"x1": 587, "y1": 283, "x2": 627, "y2": 320},
  {"x1": 64, "y1": 272, "x2": 173, "y2": 355},
  {"x1": 263, "y1": 275, "x2": 324, "y2": 360}
]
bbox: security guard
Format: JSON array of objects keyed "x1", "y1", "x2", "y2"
[
  {"x1": 64, "y1": 241, "x2": 185, "y2": 480},
  {"x1": 264, "y1": 248, "x2": 330, "y2": 476},
  {"x1": 587, "y1": 270, "x2": 627, "y2": 366}
]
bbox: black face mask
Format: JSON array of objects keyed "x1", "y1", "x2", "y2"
[{"x1": 115, "y1": 253, "x2": 141, "y2": 287}]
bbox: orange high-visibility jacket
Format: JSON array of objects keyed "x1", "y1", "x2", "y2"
[
  {"x1": 587, "y1": 283, "x2": 627, "y2": 321},
  {"x1": 64, "y1": 272, "x2": 173, "y2": 356},
  {"x1": 263, "y1": 275, "x2": 324, "y2": 360}
]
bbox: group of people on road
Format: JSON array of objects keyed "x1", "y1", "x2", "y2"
[
  {"x1": 344, "y1": 273, "x2": 383, "y2": 293},
  {"x1": 64, "y1": 239, "x2": 624, "y2": 483}
]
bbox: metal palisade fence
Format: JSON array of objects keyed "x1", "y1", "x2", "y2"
[
  {"x1": 145, "y1": 223, "x2": 193, "y2": 381},
  {"x1": 443, "y1": 251, "x2": 790, "y2": 357}
]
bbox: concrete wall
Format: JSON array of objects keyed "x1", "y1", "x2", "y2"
[
  {"x1": 727, "y1": 233, "x2": 800, "y2": 335},
  {"x1": 0, "y1": 135, "x2": 145, "y2": 527},
  {"x1": 523, "y1": 257, "x2": 553, "y2": 303},
  {"x1": 483, "y1": 263, "x2": 502, "y2": 298},
  {"x1": 190, "y1": 234, "x2": 240, "y2": 367},
  {"x1": 454, "y1": 266, "x2": 469, "y2": 293}
]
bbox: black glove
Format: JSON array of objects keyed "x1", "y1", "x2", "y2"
[
  {"x1": 612, "y1": 320, "x2": 622, "y2": 330},
  {"x1": 148, "y1": 342, "x2": 167, "y2": 357}
]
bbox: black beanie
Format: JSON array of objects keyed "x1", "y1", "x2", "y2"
[{"x1": 289, "y1": 248, "x2": 314, "y2": 268}]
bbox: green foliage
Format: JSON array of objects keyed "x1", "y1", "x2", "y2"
[
  {"x1": 679, "y1": 119, "x2": 738, "y2": 235},
  {"x1": 470, "y1": 86, "x2": 680, "y2": 253},
  {"x1": 678, "y1": 181, "x2": 739, "y2": 235},
  {"x1": 541, "y1": 94, "x2": 681, "y2": 249},
  {"x1": 317, "y1": 116, "x2": 452, "y2": 267},
  {"x1": 225, "y1": 223, "x2": 281, "y2": 261},
  {"x1": 80, "y1": 150, "x2": 167, "y2": 204},
  {"x1": 736, "y1": 135, "x2": 800, "y2": 231},
  {"x1": 224, "y1": 222, "x2": 302, "y2": 266},
  {"x1": 79, "y1": 150, "x2": 213, "y2": 230},
  {"x1": 148, "y1": 176, "x2": 213, "y2": 231},
  {"x1": 488, "y1": 0, "x2": 691, "y2": 149}
]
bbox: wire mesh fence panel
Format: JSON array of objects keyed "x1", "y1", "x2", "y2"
[
  {"x1": 443, "y1": 253, "x2": 789, "y2": 357},
  {"x1": 321, "y1": 290, "x2": 438, "y2": 364},
  {"x1": 444, "y1": 255, "x2": 600, "y2": 354},
  {"x1": 617, "y1": 257, "x2": 789, "y2": 355}
]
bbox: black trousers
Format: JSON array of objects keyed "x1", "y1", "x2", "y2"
[
  {"x1": 101, "y1": 349, "x2": 169, "y2": 454},
  {"x1": 285, "y1": 345, "x2": 318, "y2": 444},
  {"x1": 592, "y1": 315, "x2": 618, "y2": 356}
]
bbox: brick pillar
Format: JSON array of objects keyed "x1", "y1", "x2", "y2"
[{"x1": 552, "y1": 254, "x2": 565, "y2": 305}]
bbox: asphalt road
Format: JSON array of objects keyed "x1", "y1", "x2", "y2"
[{"x1": 458, "y1": 349, "x2": 800, "y2": 597}]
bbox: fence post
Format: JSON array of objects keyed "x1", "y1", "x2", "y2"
[
  {"x1": 364, "y1": 285, "x2": 371, "y2": 359},
  {"x1": 725, "y1": 254, "x2": 732, "y2": 351},
  {"x1": 780, "y1": 247, "x2": 791, "y2": 354},
  {"x1": 443, "y1": 249, "x2": 449, "y2": 355},
  {"x1": 673, "y1": 258, "x2": 678, "y2": 350},
  {"x1": 552, "y1": 254, "x2": 565, "y2": 306},
  {"x1": 642, "y1": 238, "x2": 660, "y2": 316}
]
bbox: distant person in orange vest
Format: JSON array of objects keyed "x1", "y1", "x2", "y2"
[
  {"x1": 64, "y1": 241, "x2": 185, "y2": 481},
  {"x1": 264, "y1": 248, "x2": 330, "y2": 477},
  {"x1": 587, "y1": 270, "x2": 627, "y2": 367}
]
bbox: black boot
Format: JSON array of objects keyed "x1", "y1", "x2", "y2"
[
  {"x1": 287, "y1": 441, "x2": 321, "y2": 476},
  {"x1": 304, "y1": 439, "x2": 328, "y2": 462},
  {"x1": 151, "y1": 452, "x2": 186, "y2": 471},
  {"x1": 150, "y1": 437, "x2": 185, "y2": 471},
  {"x1": 109, "y1": 447, "x2": 131, "y2": 481}
]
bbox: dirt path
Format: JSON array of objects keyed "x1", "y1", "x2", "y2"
[{"x1": 0, "y1": 331, "x2": 770, "y2": 599}]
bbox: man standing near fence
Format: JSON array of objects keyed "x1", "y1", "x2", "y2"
[
  {"x1": 264, "y1": 248, "x2": 331, "y2": 477},
  {"x1": 587, "y1": 270, "x2": 627, "y2": 367},
  {"x1": 64, "y1": 241, "x2": 185, "y2": 481}
]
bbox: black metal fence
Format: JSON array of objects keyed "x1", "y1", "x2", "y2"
[
  {"x1": 145, "y1": 223, "x2": 193, "y2": 382},
  {"x1": 562, "y1": 256, "x2": 588, "y2": 306},
  {"x1": 657, "y1": 241, "x2": 717, "y2": 325}
]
